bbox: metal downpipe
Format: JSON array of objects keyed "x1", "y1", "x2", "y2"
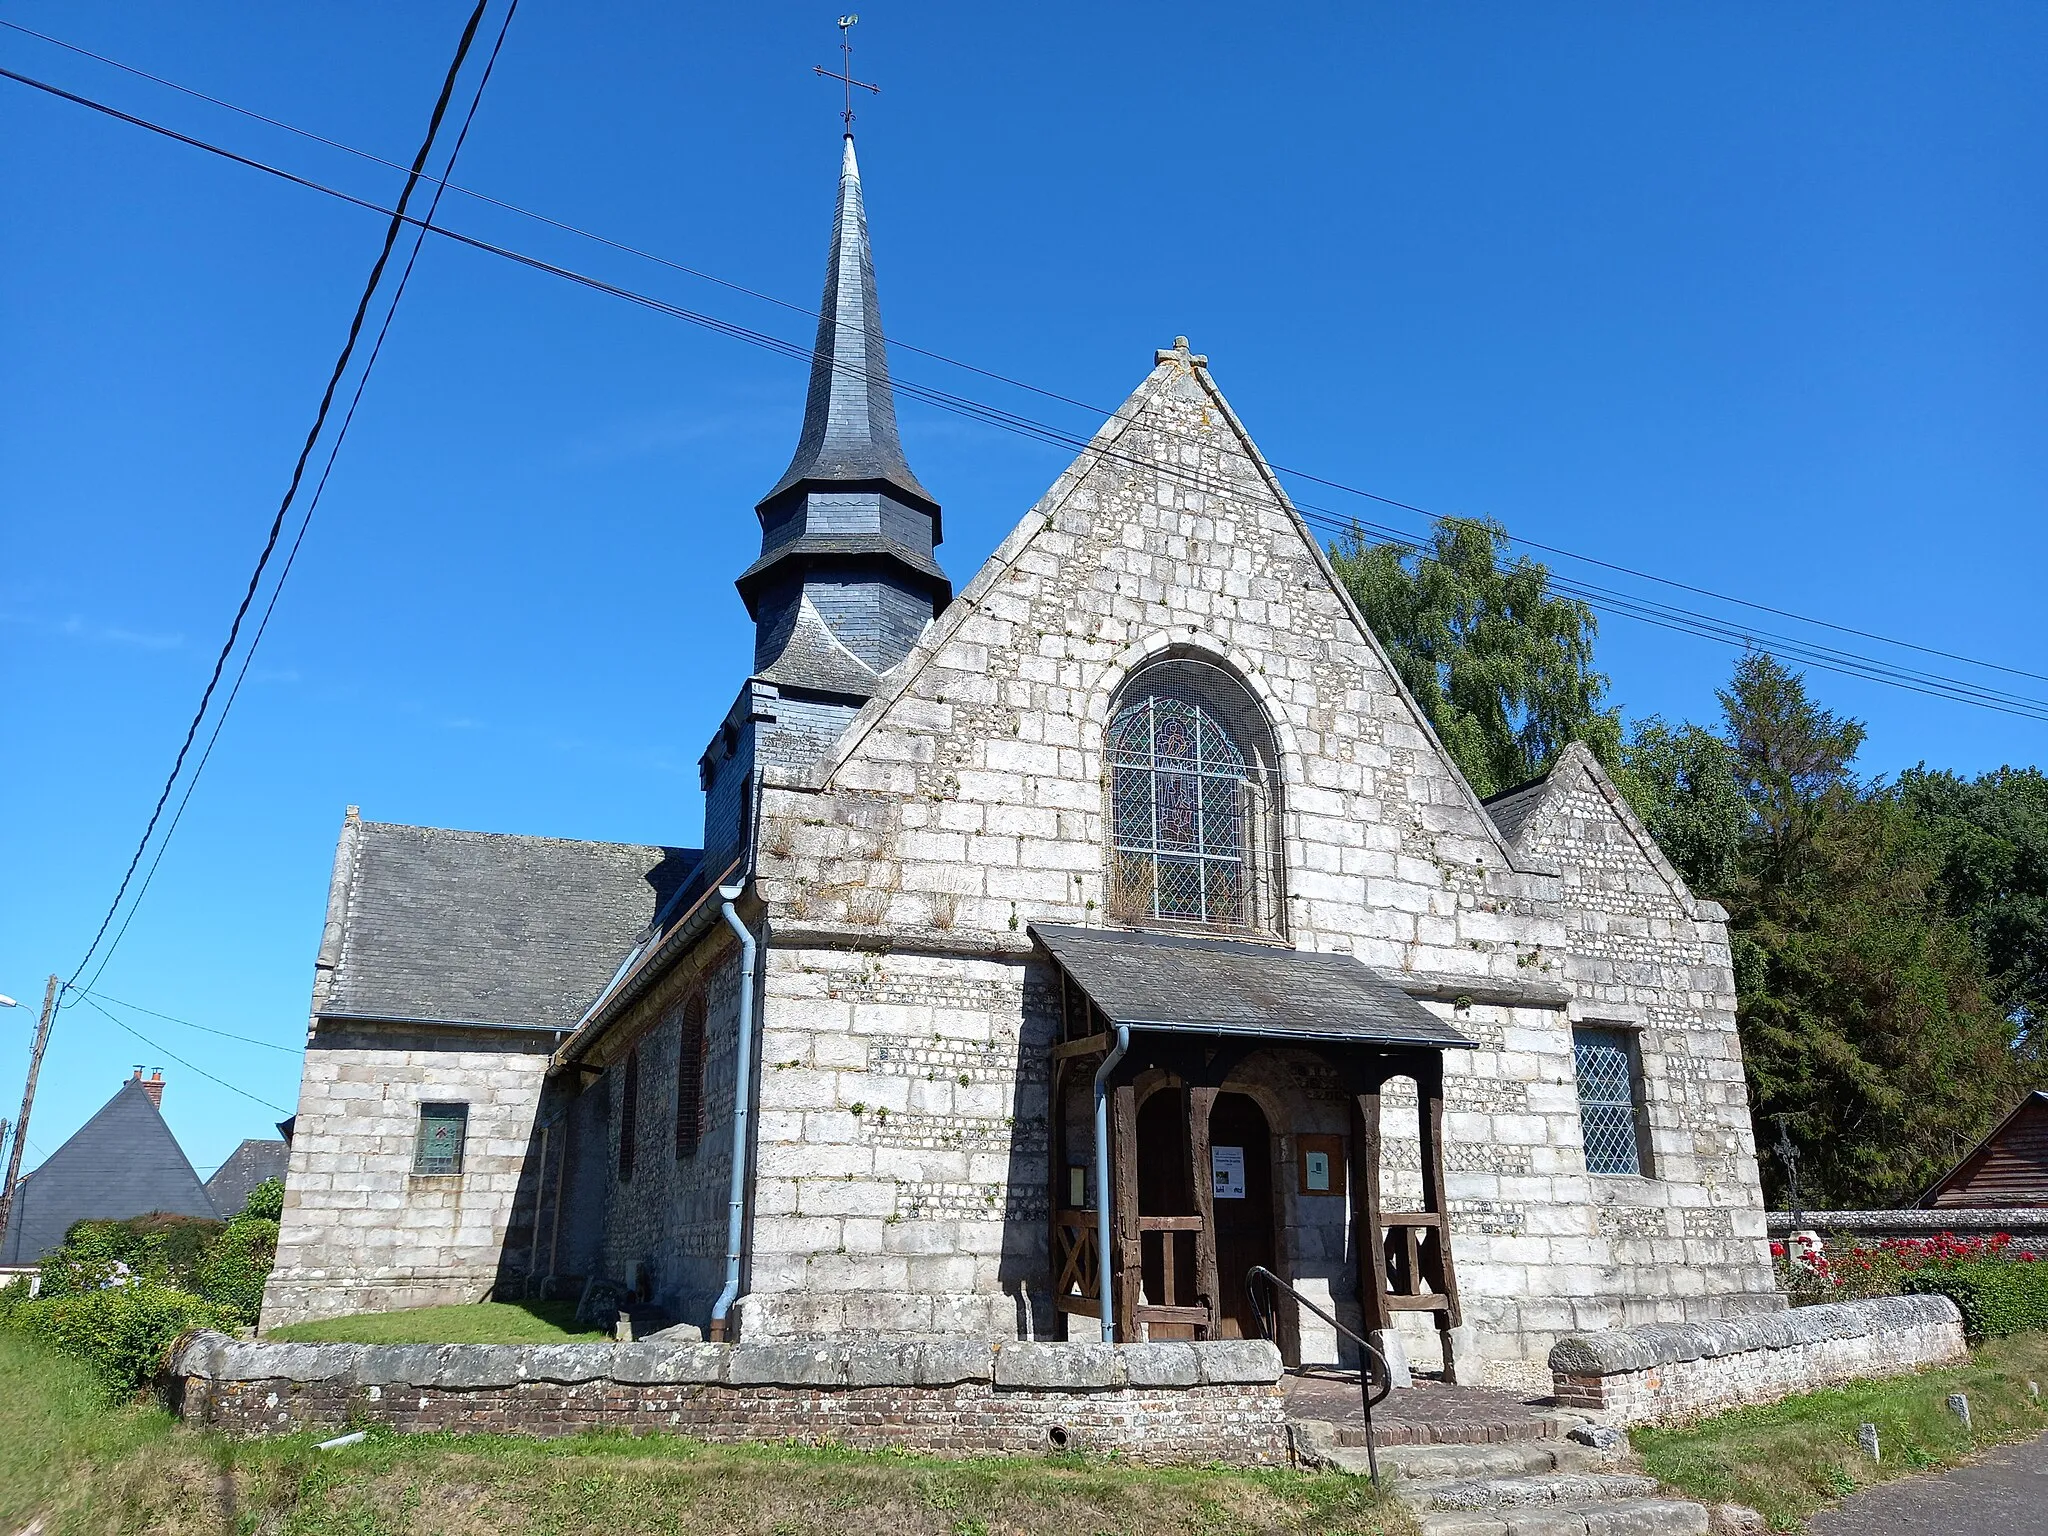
[
  {"x1": 709, "y1": 888, "x2": 757, "y2": 1340},
  {"x1": 1092, "y1": 1025, "x2": 1131, "y2": 1343}
]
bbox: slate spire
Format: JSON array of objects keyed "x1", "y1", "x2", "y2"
[{"x1": 739, "y1": 136, "x2": 949, "y2": 696}]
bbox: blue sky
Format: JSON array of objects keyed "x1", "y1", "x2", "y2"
[{"x1": 3, "y1": 2, "x2": 2043, "y2": 1180}]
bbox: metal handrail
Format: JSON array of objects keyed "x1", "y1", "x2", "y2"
[{"x1": 1245, "y1": 1265, "x2": 1392, "y2": 1484}]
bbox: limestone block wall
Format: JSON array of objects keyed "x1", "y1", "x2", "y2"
[
  {"x1": 263, "y1": 1021, "x2": 550, "y2": 1331},
  {"x1": 594, "y1": 941, "x2": 745, "y2": 1325},
  {"x1": 737, "y1": 943, "x2": 1052, "y2": 1340},
  {"x1": 1494, "y1": 747, "x2": 1778, "y2": 1369}
]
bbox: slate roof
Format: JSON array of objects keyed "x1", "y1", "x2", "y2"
[
  {"x1": 1029, "y1": 924, "x2": 1475, "y2": 1050},
  {"x1": 203, "y1": 1138, "x2": 289, "y2": 1217},
  {"x1": 322, "y1": 819, "x2": 699, "y2": 1032},
  {"x1": 0, "y1": 1078, "x2": 218, "y2": 1264},
  {"x1": 1480, "y1": 774, "x2": 1554, "y2": 846},
  {"x1": 759, "y1": 136, "x2": 934, "y2": 511}
]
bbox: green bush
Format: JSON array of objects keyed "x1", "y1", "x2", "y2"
[
  {"x1": 1906, "y1": 1261, "x2": 2048, "y2": 1339},
  {"x1": 37, "y1": 1213, "x2": 223, "y2": 1298},
  {"x1": 239, "y1": 1177, "x2": 284, "y2": 1222},
  {"x1": 2, "y1": 1283, "x2": 232, "y2": 1398},
  {"x1": 198, "y1": 1217, "x2": 278, "y2": 1325}
]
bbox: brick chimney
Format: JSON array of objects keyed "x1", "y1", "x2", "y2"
[{"x1": 130, "y1": 1067, "x2": 164, "y2": 1109}]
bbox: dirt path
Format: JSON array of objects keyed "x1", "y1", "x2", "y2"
[{"x1": 1807, "y1": 1430, "x2": 2048, "y2": 1534}]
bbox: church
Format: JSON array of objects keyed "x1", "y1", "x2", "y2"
[{"x1": 262, "y1": 134, "x2": 1781, "y2": 1387}]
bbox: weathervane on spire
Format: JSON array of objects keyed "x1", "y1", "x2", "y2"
[{"x1": 814, "y1": 15, "x2": 879, "y2": 127}]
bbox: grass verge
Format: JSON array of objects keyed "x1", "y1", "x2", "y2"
[
  {"x1": 265, "y1": 1299, "x2": 604, "y2": 1344},
  {"x1": 1634, "y1": 1330, "x2": 2048, "y2": 1530},
  {"x1": 0, "y1": 1331, "x2": 1413, "y2": 1534}
]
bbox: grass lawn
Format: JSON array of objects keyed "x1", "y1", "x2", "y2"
[
  {"x1": 0, "y1": 1330, "x2": 1414, "y2": 1535},
  {"x1": 265, "y1": 1299, "x2": 606, "y2": 1344},
  {"x1": 1635, "y1": 1330, "x2": 2048, "y2": 1530}
]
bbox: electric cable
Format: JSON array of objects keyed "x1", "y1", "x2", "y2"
[
  {"x1": 2, "y1": 28, "x2": 2040, "y2": 693},
  {"x1": 73, "y1": 993, "x2": 293, "y2": 1116},
  {"x1": 71, "y1": 2, "x2": 521, "y2": 994},
  {"x1": 38, "y1": 1, "x2": 503, "y2": 990},
  {"x1": 78, "y1": 991, "x2": 302, "y2": 1056},
  {"x1": 4, "y1": 59, "x2": 2043, "y2": 727}
]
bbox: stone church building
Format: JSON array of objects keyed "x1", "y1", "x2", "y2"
[{"x1": 263, "y1": 136, "x2": 1780, "y2": 1386}]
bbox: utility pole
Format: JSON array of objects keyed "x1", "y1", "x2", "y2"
[{"x1": 0, "y1": 976, "x2": 60, "y2": 1250}]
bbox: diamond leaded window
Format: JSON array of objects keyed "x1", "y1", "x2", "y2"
[
  {"x1": 412, "y1": 1102, "x2": 468, "y2": 1176},
  {"x1": 1108, "y1": 692, "x2": 1257, "y2": 929},
  {"x1": 1573, "y1": 1026, "x2": 1647, "y2": 1176}
]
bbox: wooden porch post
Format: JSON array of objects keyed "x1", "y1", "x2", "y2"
[
  {"x1": 1186, "y1": 1084, "x2": 1220, "y2": 1337},
  {"x1": 1111, "y1": 1081, "x2": 1143, "y2": 1342},
  {"x1": 1416, "y1": 1053, "x2": 1461, "y2": 1382},
  {"x1": 1351, "y1": 1076, "x2": 1391, "y2": 1336}
]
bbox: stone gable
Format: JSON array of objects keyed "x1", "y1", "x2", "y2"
[{"x1": 757, "y1": 345, "x2": 1560, "y2": 983}]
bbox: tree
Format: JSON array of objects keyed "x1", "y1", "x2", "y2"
[
  {"x1": 1331, "y1": 517, "x2": 1619, "y2": 798},
  {"x1": 1899, "y1": 765, "x2": 2048, "y2": 1052},
  {"x1": 1717, "y1": 651, "x2": 1865, "y2": 883},
  {"x1": 1738, "y1": 789, "x2": 2021, "y2": 1207},
  {"x1": 1706, "y1": 653, "x2": 2026, "y2": 1207},
  {"x1": 1616, "y1": 717, "x2": 1746, "y2": 897}
]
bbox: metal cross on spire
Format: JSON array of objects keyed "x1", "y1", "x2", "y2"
[{"x1": 814, "y1": 15, "x2": 879, "y2": 127}]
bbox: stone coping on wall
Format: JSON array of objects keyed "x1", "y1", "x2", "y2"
[
  {"x1": 172, "y1": 1333, "x2": 1283, "y2": 1393},
  {"x1": 1547, "y1": 1295, "x2": 1966, "y2": 1426},
  {"x1": 1767, "y1": 1208, "x2": 2048, "y2": 1235}
]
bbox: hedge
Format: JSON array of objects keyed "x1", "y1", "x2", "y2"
[
  {"x1": 1, "y1": 1283, "x2": 233, "y2": 1398},
  {"x1": 1905, "y1": 1262, "x2": 2048, "y2": 1339}
]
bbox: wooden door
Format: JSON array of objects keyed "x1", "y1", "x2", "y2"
[{"x1": 1208, "y1": 1093, "x2": 1275, "y2": 1338}]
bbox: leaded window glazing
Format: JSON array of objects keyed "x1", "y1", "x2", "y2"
[
  {"x1": 1573, "y1": 1027, "x2": 1646, "y2": 1176},
  {"x1": 412, "y1": 1102, "x2": 468, "y2": 1176},
  {"x1": 1107, "y1": 692, "x2": 1257, "y2": 929}
]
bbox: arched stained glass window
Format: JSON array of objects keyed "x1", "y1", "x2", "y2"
[{"x1": 1106, "y1": 664, "x2": 1279, "y2": 932}]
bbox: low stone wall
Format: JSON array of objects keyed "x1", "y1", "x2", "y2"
[
  {"x1": 1548, "y1": 1294, "x2": 1966, "y2": 1426},
  {"x1": 167, "y1": 1334, "x2": 1288, "y2": 1465},
  {"x1": 1768, "y1": 1209, "x2": 2048, "y2": 1256}
]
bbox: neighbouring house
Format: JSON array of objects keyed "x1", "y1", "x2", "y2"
[
  {"x1": 0, "y1": 1070, "x2": 217, "y2": 1264},
  {"x1": 261, "y1": 133, "x2": 1780, "y2": 1386},
  {"x1": 204, "y1": 1137, "x2": 291, "y2": 1217},
  {"x1": 1921, "y1": 1090, "x2": 2048, "y2": 1209}
]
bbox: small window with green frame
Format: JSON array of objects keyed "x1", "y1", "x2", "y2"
[{"x1": 412, "y1": 1101, "x2": 469, "y2": 1176}]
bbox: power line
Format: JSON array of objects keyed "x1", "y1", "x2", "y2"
[
  {"x1": 42, "y1": 0, "x2": 507, "y2": 990},
  {"x1": 5, "y1": 61, "x2": 2043, "y2": 728},
  {"x1": 78, "y1": 991, "x2": 301, "y2": 1056},
  {"x1": 72, "y1": 994, "x2": 292, "y2": 1116},
  {"x1": 3, "y1": 27, "x2": 2040, "y2": 698},
  {"x1": 72, "y1": 3, "x2": 522, "y2": 994}
]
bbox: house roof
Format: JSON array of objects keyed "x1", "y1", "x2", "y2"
[
  {"x1": 202, "y1": 1138, "x2": 289, "y2": 1217},
  {"x1": 1030, "y1": 924, "x2": 1475, "y2": 1050},
  {"x1": 0, "y1": 1078, "x2": 217, "y2": 1264},
  {"x1": 322, "y1": 818, "x2": 699, "y2": 1032},
  {"x1": 1919, "y1": 1090, "x2": 2048, "y2": 1208}
]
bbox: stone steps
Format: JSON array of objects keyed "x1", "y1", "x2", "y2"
[
  {"x1": 1289, "y1": 1416, "x2": 1709, "y2": 1536},
  {"x1": 1414, "y1": 1497, "x2": 1708, "y2": 1535},
  {"x1": 1380, "y1": 1440, "x2": 1602, "y2": 1481}
]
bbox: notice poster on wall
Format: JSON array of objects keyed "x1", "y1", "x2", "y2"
[{"x1": 1211, "y1": 1145, "x2": 1247, "y2": 1200}]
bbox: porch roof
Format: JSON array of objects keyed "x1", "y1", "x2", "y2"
[{"x1": 1030, "y1": 924, "x2": 1476, "y2": 1050}]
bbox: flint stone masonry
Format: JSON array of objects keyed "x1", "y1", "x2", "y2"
[
  {"x1": 167, "y1": 1333, "x2": 1287, "y2": 1464},
  {"x1": 1548, "y1": 1295, "x2": 1966, "y2": 1426},
  {"x1": 1768, "y1": 1209, "x2": 2048, "y2": 1257}
]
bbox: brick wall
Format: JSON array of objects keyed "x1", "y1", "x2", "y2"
[{"x1": 168, "y1": 1334, "x2": 1288, "y2": 1466}]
